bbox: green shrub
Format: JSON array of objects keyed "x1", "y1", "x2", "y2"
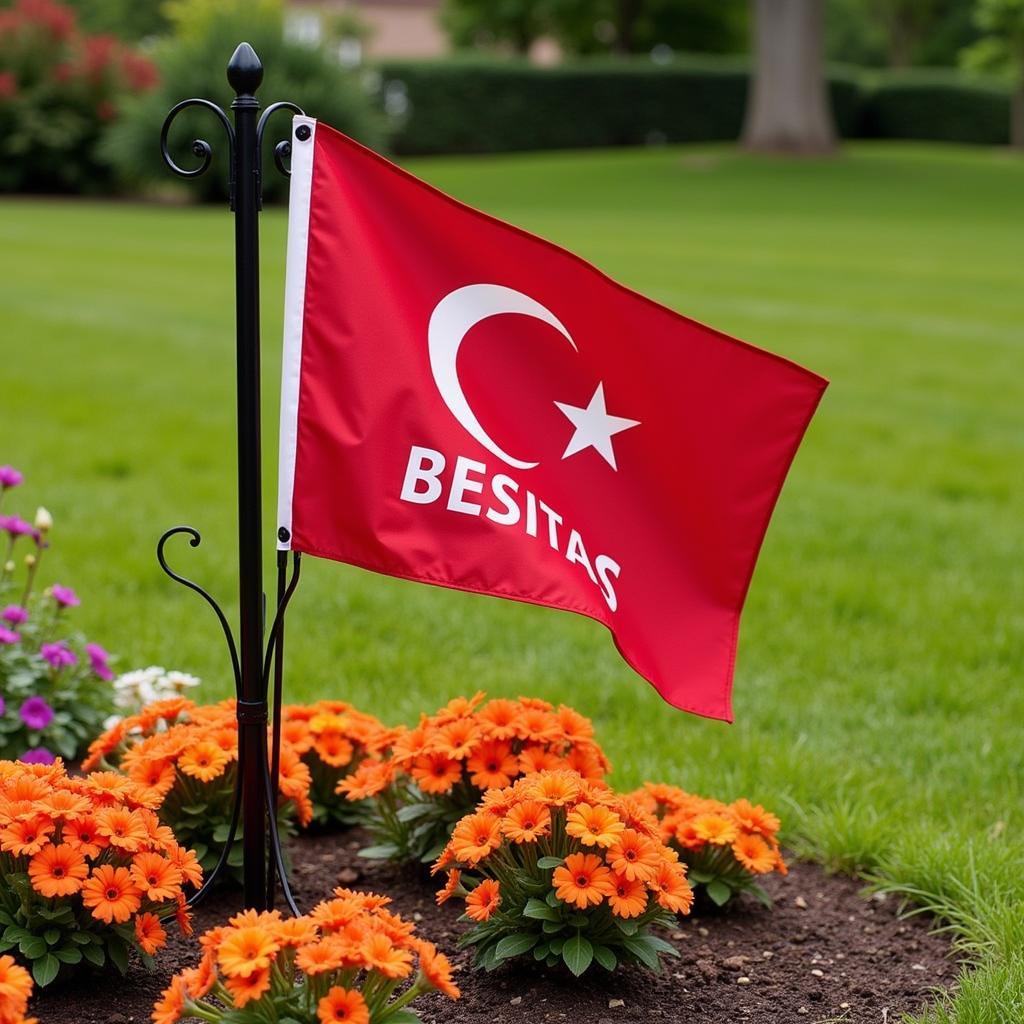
[
  {"x1": 862, "y1": 71, "x2": 1010, "y2": 145},
  {"x1": 102, "y1": 1, "x2": 387, "y2": 203},
  {"x1": 0, "y1": 0, "x2": 158, "y2": 194},
  {"x1": 377, "y1": 57, "x2": 864, "y2": 155}
]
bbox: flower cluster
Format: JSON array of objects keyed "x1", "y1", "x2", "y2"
[
  {"x1": 0, "y1": 954, "x2": 34, "y2": 1024},
  {"x1": 0, "y1": 759, "x2": 199, "y2": 988},
  {"x1": 108, "y1": 667, "x2": 200, "y2": 723},
  {"x1": 0, "y1": 0, "x2": 158, "y2": 193},
  {"x1": 632, "y1": 784, "x2": 787, "y2": 907},
  {"x1": 434, "y1": 769, "x2": 692, "y2": 976},
  {"x1": 153, "y1": 888, "x2": 459, "y2": 1024},
  {"x1": 280, "y1": 701, "x2": 394, "y2": 829},
  {"x1": 338, "y1": 694, "x2": 610, "y2": 864},
  {"x1": 82, "y1": 699, "x2": 312, "y2": 877},
  {"x1": 0, "y1": 465, "x2": 115, "y2": 762}
]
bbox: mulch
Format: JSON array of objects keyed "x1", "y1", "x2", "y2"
[{"x1": 33, "y1": 829, "x2": 957, "y2": 1024}]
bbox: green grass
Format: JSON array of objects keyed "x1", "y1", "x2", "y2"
[{"x1": 2, "y1": 142, "x2": 1022, "y2": 1020}]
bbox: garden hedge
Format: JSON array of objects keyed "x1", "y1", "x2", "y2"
[
  {"x1": 376, "y1": 58, "x2": 1013, "y2": 155},
  {"x1": 377, "y1": 58, "x2": 864, "y2": 155}
]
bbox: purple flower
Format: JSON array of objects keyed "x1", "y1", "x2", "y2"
[
  {"x1": 0, "y1": 627, "x2": 19, "y2": 645},
  {"x1": 19, "y1": 696, "x2": 54, "y2": 730},
  {"x1": 85, "y1": 642, "x2": 114, "y2": 682},
  {"x1": 0, "y1": 516, "x2": 34, "y2": 538},
  {"x1": 50, "y1": 585, "x2": 80, "y2": 608},
  {"x1": 20, "y1": 747, "x2": 55, "y2": 765},
  {"x1": 1, "y1": 606, "x2": 27, "y2": 625},
  {"x1": 40, "y1": 642, "x2": 77, "y2": 670},
  {"x1": 0, "y1": 466, "x2": 22, "y2": 489},
  {"x1": 0, "y1": 696, "x2": 5, "y2": 716}
]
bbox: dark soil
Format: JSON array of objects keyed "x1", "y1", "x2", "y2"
[{"x1": 33, "y1": 831, "x2": 956, "y2": 1024}]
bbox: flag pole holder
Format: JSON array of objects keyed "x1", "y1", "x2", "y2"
[{"x1": 156, "y1": 42, "x2": 302, "y2": 914}]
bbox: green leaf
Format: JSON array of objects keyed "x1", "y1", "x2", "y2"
[
  {"x1": 53, "y1": 946, "x2": 82, "y2": 964},
  {"x1": 358, "y1": 844, "x2": 400, "y2": 860},
  {"x1": 545, "y1": 890, "x2": 560, "y2": 908},
  {"x1": 212, "y1": 824, "x2": 231, "y2": 842},
  {"x1": 541, "y1": 919, "x2": 565, "y2": 935},
  {"x1": 107, "y1": 938, "x2": 129, "y2": 975},
  {"x1": 32, "y1": 953, "x2": 60, "y2": 987},
  {"x1": 687, "y1": 869, "x2": 714, "y2": 884},
  {"x1": 523, "y1": 898, "x2": 560, "y2": 922},
  {"x1": 532, "y1": 943, "x2": 549, "y2": 960},
  {"x1": 537, "y1": 856, "x2": 563, "y2": 869},
  {"x1": 562, "y1": 934, "x2": 593, "y2": 976},
  {"x1": 494, "y1": 932, "x2": 539, "y2": 960},
  {"x1": 750, "y1": 883, "x2": 773, "y2": 909},
  {"x1": 43, "y1": 928, "x2": 60, "y2": 946},
  {"x1": 548, "y1": 936, "x2": 565, "y2": 955},
  {"x1": 592, "y1": 944, "x2": 617, "y2": 971},
  {"x1": 706, "y1": 880, "x2": 732, "y2": 906},
  {"x1": 19, "y1": 935, "x2": 46, "y2": 959},
  {"x1": 81, "y1": 944, "x2": 105, "y2": 967},
  {"x1": 615, "y1": 918, "x2": 639, "y2": 936},
  {"x1": 621, "y1": 935, "x2": 661, "y2": 971},
  {"x1": 396, "y1": 802, "x2": 435, "y2": 822},
  {"x1": 642, "y1": 935, "x2": 679, "y2": 957}
]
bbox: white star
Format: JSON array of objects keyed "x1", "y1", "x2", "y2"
[{"x1": 554, "y1": 383, "x2": 640, "y2": 471}]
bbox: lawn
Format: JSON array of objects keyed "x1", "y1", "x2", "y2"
[{"x1": 2, "y1": 141, "x2": 1022, "y2": 1020}]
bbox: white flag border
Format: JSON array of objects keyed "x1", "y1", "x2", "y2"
[{"x1": 276, "y1": 115, "x2": 317, "y2": 551}]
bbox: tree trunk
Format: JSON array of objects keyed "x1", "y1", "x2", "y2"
[
  {"x1": 1012, "y1": 80, "x2": 1024, "y2": 150},
  {"x1": 742, "y1": 0, "x2": 837, "y2": 155},
  {"x1": 614, "y1": 0, "x2": 642, "y2": 55}
]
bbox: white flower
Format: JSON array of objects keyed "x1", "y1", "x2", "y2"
[
  {"x1": 34, "y1": 507, "x2": 53, "y2": 533},
  {"x1": 164, "y1": 671, "x2": 200, "y2": 692}
]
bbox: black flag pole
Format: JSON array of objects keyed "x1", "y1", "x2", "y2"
[{"x1": 155, "y1": 42, "x2": 304, "y2": 912}]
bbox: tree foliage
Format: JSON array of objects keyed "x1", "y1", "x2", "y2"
[{"x1": 441, "y1": 0, "x2": 747, "y2": 56}]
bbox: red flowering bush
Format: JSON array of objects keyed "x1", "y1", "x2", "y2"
[
  {"x1": 0, "y1": 0, "x2": 158, "y2": 193},
  {"x1": 82, "y1": 699, "x2": 311, "y2": 879},
  {"x1": 434, "y1": 769, "x2": 692, "y2": 976},
  {"x1": 152, "y1": 890, "x2": 459, "y2": 1024},
  {"x1": 338, "y1": 693, "x2": 610, "y2": 864},
  {"x1": 279, "y1": 701, "x2": 395, "y2": 829},
  {"x1": 632, "y1": 784, "x2": 787, "y2": 907},
  {"x1": 0, "y1": 759, "x2": 199, "y2": 988}
]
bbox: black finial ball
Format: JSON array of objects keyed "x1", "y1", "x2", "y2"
[{"x1": 227, "y1": 42, "x2": 263, "y2": 95}]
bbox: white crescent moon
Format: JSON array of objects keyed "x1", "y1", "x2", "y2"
[{"x1": 428, "y1": 284, "x2": 577, "y2": 470}]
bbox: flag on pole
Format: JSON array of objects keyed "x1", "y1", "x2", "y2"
[{"x1": 277, "y1": 117, "x2": 827, "y2": 721}]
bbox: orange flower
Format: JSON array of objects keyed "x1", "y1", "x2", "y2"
[
  {"x1": 179, "y1": 741, "x2": 230, "y2": 782},
  {"x1": 82, "y1": 865, "x2": 142, "y2": 924},
  {"x1": 38, "y1": 788, "x2": 91, "y2": 820},
  {"x1": 28, "y1": 843, "x2": 88, "y2": 898},
  {"x1": 410, "y1": 753, "x2": 463, "y2": 795},
  {"x1": 435, "y1": 718, "x2": 480, "y2": 760},
  {"x1": 464, "y1": 878, "x2": 501, "y2": 922},
  {"x1": 650, "y1": 861, "x2": 694, "y2": 914},
  {"x1": 0, "y1": 954, "x2": 33, "y2": 1015},
  {"x1": 152, "y1": 975, "x2": 188, "y2": 1024},
  {"x1": 692, "y1": 813, "x2": 739, "y2": 846},
  {"x1": 313, "y1": 732, "x2": 355, "y2": 768},
  {"x1": 166, "y1": 843, "x2": 203, "y2": 888},
  {"x1": 360, "y1": 932, "x2": 413, "y2": 978},
  {"x1": 414, "y1": 940, "x2": 461, "y2": 1000},
  {"x1": 436, "y1": 868, "x2": 462, "y2": 905},
  {"x1": 0, "y1": 816, "x2": 54, "y2": 856},
  {"x1": 131, "y1": 852, "x2": 184, "y2": 901},
  {"x1": 466, "y1": 740, "x2": 519, "y2": 790},
  {"x1": 296, "y1": 940, "x2": 346, "y2": 975},
  {"x1": 224, "y1": 966, "x2": 272, "y2": 1008},
  {"x1": 566, "y1": 803, "x2": 625, "y2": 848},
  {"x1": 135, "y1": 912, "x2": 168, "y2": 955},
  {"x1": 607, "y1": 829, "x2": 662, "y2": 882},
  {"x1": 501, "y1": 801, "x2": 551, "y2": 843},
  {"x1": 317, "y1": 986, "x2": 370, "y2": 1024},
  {"x1": 553, "y1": 852, "x2": 615, "y2": 909},
  {"x1": 518, "y1": 745, "x2": 562, "y2": 774},
  {"x1": 218, "y1": 927, "x2": 280, "y2": 978},
  {"x1": 608, "y1": 872, "x2": 648, "y2": 918},
  {"x1": 526, "y1": 769, "x2": 580, "y2": 807},
  {"x1": 95, "y1": 806, "x2": 148, "y2": 852},
  {"x1": 61, "y1": 813, "x2": 104, "y2": 857},
  {"x1": 730, "y1": 798, "x2": 781, "y2": 838},
  {"x1": 449, "y1": 813, "x2": 502, "y2": 865},
  {"x1": 476, "y1": 698, "x2": 522, "y2": 740},
  {"x1": 337, "y1": 761, "x2": 392, "y2": 801},
  {"x1": 555, "y1": 705, "x2": 594, "y2": 744},
  {"x1": 274, "y1": 916, "x2": 320, "y2": 948},
  {"x1": 85, "y1": 772, "x2": 136, "y2": 804},
  {"x1": 731, "y1": 833, "x2": 777, "y2": 874}
]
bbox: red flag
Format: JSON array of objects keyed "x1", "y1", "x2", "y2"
[{"x1": 277, "y1": 117, "x2": 827, "y2": 721}]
